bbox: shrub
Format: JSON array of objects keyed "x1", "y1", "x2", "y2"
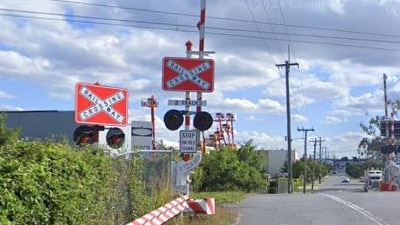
[{"x1": 194, "y1": 141, "x2": 266, "y2": 193}]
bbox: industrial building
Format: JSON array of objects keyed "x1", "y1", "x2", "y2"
[
  {"x1": 3, "y1": 110, "x2": 152, "y2": 154},
  {"x1": 258, "y1": 149, "x2": 301, "y2": 177}
]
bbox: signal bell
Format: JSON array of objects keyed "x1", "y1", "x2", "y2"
[
  {"x1": 193, "y1": 111, "x2": 213, "y2": 131},
  {"x1": 106, "y1": 127, "x2": 125, "y2": 149},
  {"x1": 164, "y1": 109, "x2": 184, "y2": 131}
]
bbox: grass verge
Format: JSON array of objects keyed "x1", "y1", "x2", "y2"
[{"x1": 165, "y1": 191, "x2": 246, "y2": 225}]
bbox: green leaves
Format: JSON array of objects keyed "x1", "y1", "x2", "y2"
[
  {"x1": 0, "y1": 141, "x2": 115, "y2": 225},
  {"x1": 0, "y1": 113, "x2": 20, "y2": 146},
  {"x1": 193, "y1": 141, "x2": 266, "y2": 193}
]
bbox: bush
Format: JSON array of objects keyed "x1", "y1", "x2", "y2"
[
  {"x1": 194, "y1": 141, "x2": 266, "y2": 193},
  {"x1": 0, "y1": 140, "x2": 173, "y2": 225},
  {"x1": 0, "y1": 141, "x2": 114, "y2": 225}
]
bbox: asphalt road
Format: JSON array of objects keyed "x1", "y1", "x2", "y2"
[{"x1": 236, "y1": 174, "x2": 400, "y2": 225}]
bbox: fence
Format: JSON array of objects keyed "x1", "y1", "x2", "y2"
[{"x1": 105, "y1": 150, "x2": 173, "y2": 225}]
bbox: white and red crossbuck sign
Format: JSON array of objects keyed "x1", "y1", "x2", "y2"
[
  {"x1": 75, "y1": 82, "x2": 128, "y2": 126},
  {"x1": 162, "y1": 57, "x2": 214, "y2": 92}
]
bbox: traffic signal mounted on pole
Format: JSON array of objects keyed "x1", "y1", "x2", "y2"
[
  {"x1": 380, "y1": 144, "x2": 400, "y2": 154},
  {"x1": 380, "y1": 120, "x2": 400, "y2": 137},
  {"x1": 164, "y1": 109, "x2": 184, "y2": 131},
  {"x1": 106, "y1": 127, "x2": 125, "y2": 149},
  {"x1": 164, "y1": 110, "x2": 213, "y2": 131},
  {"x1": 73, "y1": 125, "x2": 104, "y2": 146},
  {"x1": 193, "y1": 111, "x2": 213, "y2": 131}
]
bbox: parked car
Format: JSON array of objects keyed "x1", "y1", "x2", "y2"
[
  {"x1": 342, "y1": 177, "x2": 350, "y2": 183},
  {"x1": 359, "y1": 176, "x2": 365, "y2": 183}
]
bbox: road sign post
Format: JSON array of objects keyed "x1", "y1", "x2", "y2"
[
  {"x1": 180, "y1": 130, "x2": 197, "y2": 153},
  {"x1": 168, "y1": 99, "x2": 207, "y2": 106},
  {"x1": 162, "y1": 57, "x2": 215, "y2": 92}
]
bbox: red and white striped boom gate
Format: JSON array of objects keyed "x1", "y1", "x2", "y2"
[
  {"x1": 185, "y1": 198, "x2": 216, "y2": 215},
  {"x1": 125, "y1": 196, "x2": 216, "y2": 225},
  {"x1": 125, "y1": 196, "x2": 188, "y2": 225}
]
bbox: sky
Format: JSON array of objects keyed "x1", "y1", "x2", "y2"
[{"x1": 1, "y1": 0, "x2": 400, "y2": 159}]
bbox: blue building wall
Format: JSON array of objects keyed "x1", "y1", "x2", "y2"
[{"x1": 4, "y1": 110, "x2": 79, "y2": 143}]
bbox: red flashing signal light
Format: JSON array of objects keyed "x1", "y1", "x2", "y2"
[
  {"x1": 73, "y1": 125, "x2": 102, "y2": 146},
  {"x1": 106, "y1": 127, "x2": 125, "y2": 149}
]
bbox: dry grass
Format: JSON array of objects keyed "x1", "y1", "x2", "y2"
[
  {"x1": 166, "y1": 205, "x2": 239, "y2": 225},
  {"x1": 164, "y1": 191, "x2": 245, "y2": 225}
]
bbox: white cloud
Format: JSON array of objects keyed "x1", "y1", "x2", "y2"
[
  {"x1": 329, "y1": 0, "x2": 348, "y2": 14},
  {"x1": 324, "y1": 116, "x2": 343, "y2": 124},
  {"x1": 0, "y1": 51, "x2": 52, "y2": 76},
  {"x1": 292, "y1": 114, "x2": 308, "y2": 122},
  {"x1": 0, "y1": 91, "x2": 16, "y2": 99},
  {"x1": 224, "y1": 98, "x2": 258, "y2": 111},
  {"x1": 258, "y1": 98, "x2": 285, "y2": 113}
]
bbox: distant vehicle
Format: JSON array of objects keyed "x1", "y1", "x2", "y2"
[
  {"x1": 359, "y1": 176, "x2": 365, "y2": 183},
  {"x1": 342, "y1": 177, "x2": 350, "y2": 183},
  {"x1": 364, "y1": 169, "x2": 382, "y2": 191},
  {"x1": 332, "y1": 170, "x2": 338, "y2": 174}
]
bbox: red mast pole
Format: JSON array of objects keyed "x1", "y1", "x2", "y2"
[
  {"x1": 197, "y1": 0, "x2": 206, "y2": 153},
  {"x1": 150, "y1": 95, "x2": 157, "y2": 150},
  {"x1": 185, "y1": 41, "x2": 193, "y2": 131}
]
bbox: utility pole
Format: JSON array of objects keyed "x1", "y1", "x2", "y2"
[
  {"x1": 310, "y1": 138, "x2": 317, "y2": 191},
  {"x1": 297, "y1": 127, "x2": 314, "y2": 193},
  {"x1": 316, "y1": 137, "x2": 325, "y2": 183},
  {"x1": 276, "y1": 57, "x2": 299, "y2": 194},
  {"x1": 383, "y1": 73, "x2": 390, "y2": 182}
]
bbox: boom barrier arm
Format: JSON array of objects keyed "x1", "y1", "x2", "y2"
[{"x1": 125, "y1": 195, "x2": 189, "y2": 225}]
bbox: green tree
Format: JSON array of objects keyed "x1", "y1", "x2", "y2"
[
  {"x1": 0, "y1": 113, "x2": 20, "y2": 145},
  {"x1": 358, "y1": 115, "x2": 384, "y2": 159}
]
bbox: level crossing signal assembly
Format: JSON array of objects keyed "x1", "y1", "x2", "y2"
[
  {"x1": 73, "y1": 125, "x2": 125, "y2": 149},
  {"x1": 163, "y1": 110, "x2": 213, "y2": 131},
  {"x1": 379, "y1": 120, "x2": 400, "y2": 154}
]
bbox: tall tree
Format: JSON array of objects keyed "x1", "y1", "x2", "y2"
[{"x1": 358, "y1": 115, "x2": 384, "y2": 160}]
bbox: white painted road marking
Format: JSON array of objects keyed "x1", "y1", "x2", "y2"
[{"x1": 321, "y1": 193, "x2": 390, "y2": 225}]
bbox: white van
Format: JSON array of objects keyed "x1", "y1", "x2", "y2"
[{"x1": 364, "y1": 169, "x2": 382, "y2": 191}]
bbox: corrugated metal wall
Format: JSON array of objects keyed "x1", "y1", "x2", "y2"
[{"x1": 4, "y1": 110, "x2": 78, "y2": 143}]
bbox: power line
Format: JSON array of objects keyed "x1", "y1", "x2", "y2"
[
  {"x1": 45, "y1": 0, "x2": 400, "y2": 39},
  {"x1": 277, "y1": 0, "x2": 294, "y2": 61},
  {"x1": 47, "y1": 0, "x2": 199, "y2": 18},
  {"x1": 3, "y1": 7, "x2": 399, "y2": 46},
  {"x1": 1, "y1": 9, "x2": 400, "y2": 52},
  {"x1": 243, "y1": 0, "x2": 278, "y2": 65},
  {"x1": 0, "y1": 8, "x2": 195, "y2": 29},
  {"x1": 294, "y1": 66, "x2": 315, "y2": 130},
  {"x1": 261, "y1": 0, "x2": 285, "y2": 61}
]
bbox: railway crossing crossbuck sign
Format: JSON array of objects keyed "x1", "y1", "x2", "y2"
[
  {"x1": 75, "y1": 82, "x2": 128, "y2": 126},
  {"x1": 162, "y1": 57, "x2": 215, "y2": 92}
]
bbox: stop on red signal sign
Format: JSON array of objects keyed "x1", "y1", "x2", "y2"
[
  {"x1": 162, "y1": 57, "x2": 215, "y2": 92},
  {"x1": 75, "y1": 82, "x2": 128, "y2": 126}
]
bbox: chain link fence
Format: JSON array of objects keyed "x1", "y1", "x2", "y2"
[{"x1": 103, "y1": 150, "x2": 174, "y2": 225}]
